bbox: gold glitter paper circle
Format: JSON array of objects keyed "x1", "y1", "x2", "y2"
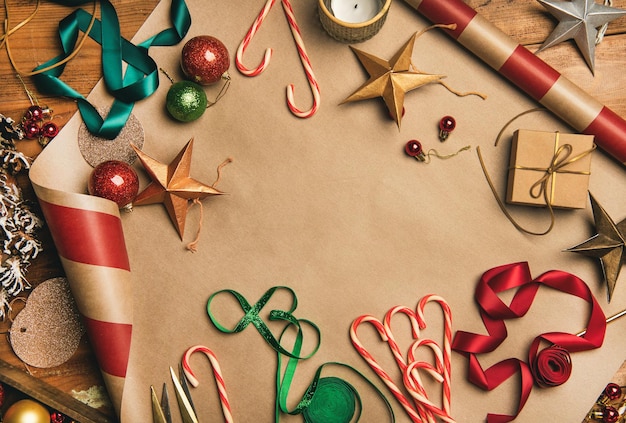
[
  {"x1": 78, "y1": 107, "x2": 145, "y2": 167},
  {"x1": 10, "y1": 277, "x2": 85, "y2": 368}
]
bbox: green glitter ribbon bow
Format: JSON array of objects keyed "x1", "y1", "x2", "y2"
[
  {"x1": 207, "y1": 286, "x2": 395, "y2": 423},
  {"x1": 32, "y1": 0, "x2": 191, "y2": 139}
]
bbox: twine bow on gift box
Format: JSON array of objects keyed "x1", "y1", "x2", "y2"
[
  {"x1": 520, "y1": 133, "x2": 595, "y2": 207},
  {"x1": 478, "y1": 130, "x2": 596, "y2": 236}
]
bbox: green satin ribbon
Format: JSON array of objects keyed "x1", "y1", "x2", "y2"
[
  {"x1": 32, "y1": 0, "x2": 191, "y2": 139},
  {"x1": 207, "y1": 287, "x2": 395, "y2": 422}
]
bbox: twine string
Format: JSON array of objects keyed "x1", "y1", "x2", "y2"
[
  {"x1": 185, "y1": 158, "x2": 232, "y2": 252},
  {"x1": 479, "y1": 108, "x2": 596, "y2": 235}
]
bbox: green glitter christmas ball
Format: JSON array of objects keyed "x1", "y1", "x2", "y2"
[{"x1": 166, "y1": 81, "x2": 208, "y2": 122}]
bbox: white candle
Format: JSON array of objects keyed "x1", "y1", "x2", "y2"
[{"x1": 330, "y1": 0, "x2": 381, "y2": 23}]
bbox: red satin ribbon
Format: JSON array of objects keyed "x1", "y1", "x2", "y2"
[{"x1": 451, "y1": 262, "x2": 606, "y2": 423}]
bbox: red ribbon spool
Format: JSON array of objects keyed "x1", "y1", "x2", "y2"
[
  {"x1": 531, "y1": 345, "x2": 572, "y2": 388},
  {"x1": 452, "y1": 262, "x2": 606, "y2": 423}
]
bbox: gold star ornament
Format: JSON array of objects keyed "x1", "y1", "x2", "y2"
[
  {"x1": 132, "y1": 138, "x2": 225, "y2": 240},
  {"x1": 341, "y1": 31, "x2": 445, "y2": 129},
  {"x1": 566, "y1": 193, "x2": 626, "y2": 302}
]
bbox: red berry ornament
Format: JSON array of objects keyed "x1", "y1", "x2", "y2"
[
  {"x1": 602, "y1": 405, "x2": 620, "y2": 423},
  {"x1": 41, "y1": 121, "x2": 59, "y2": 138},
  {"x1": 88, "y1": 160, "x2": 139, "y2": 209},
  {"x1": 26, "y1": 105, "x2": 44, "y2": 121},
  {"x1": 51, "y1": 411, "x2": 67, "y2": 423},
  {"x1": 405, "y1": 140, "x2": 423, "y2": 157},
  {"x1": 438, "y1": 115, "x2": 456, "y2": 141},
  {"x1": 604, "y1": 383, "x2": 622, "y2": 401},
  {"x1": 181, "y1": 35, "x2": 230, "y2": 85},
  {"x1": 23, "y1": 120, "x2": 41, "y2": 139}
]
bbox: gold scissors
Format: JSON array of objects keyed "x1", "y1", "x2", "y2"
[{"x1": 151, "y1": 365, "x2": 199, "y2": 423}]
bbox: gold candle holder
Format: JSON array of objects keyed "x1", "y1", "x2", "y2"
[{"x1": 318, "y1": 0, "x2": 392, "y2": 43}]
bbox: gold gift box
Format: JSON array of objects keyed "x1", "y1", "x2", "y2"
[{"x1": 506, "y1": 129, "x2": 594, "y2": 209}]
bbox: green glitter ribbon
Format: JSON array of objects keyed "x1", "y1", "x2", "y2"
[
  {"x1": 32, "y1": 0, "x2": 191, "y2": 139},
  {"x1": 207, "y1": 287, "x2": 395, "y2": 422}
]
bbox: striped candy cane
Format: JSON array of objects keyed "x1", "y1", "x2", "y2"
[
  {"x1": 406, "y1": 339, "x2": 456, "y2": 423},
  {"x1": 383, "y1": 305, "x2": 421, "y2": 370},
  {"x1": 351, "y1": 295, "x2": 455, "y2": 423},
  {"x1": 236, "y1": 0, "x2": 320, "y2": 118},
  {"x1": 417, "y1": 294, "x2": 452, "y2": 420},
  {"x1": 281, "y1": 0, "x2": 320, "y2": 118},
  {"x1": 182, "y1": 345, "x2": 234, "y2": 423},
  {"x1": 350, "y1": 314, "x2": 424, "y2": 423},
  {"x1": 235, "y1": 0, "x2": 275, "y2": 76},
  {"x1": 403, "y1": 359, "x2": 456, "y2": 423},
  {"x1": 417, "y1": 295, "x2": 453, "y2": 417},
  {"x1": 383, "y1": 305, "x2": 434, "y2": 422}
]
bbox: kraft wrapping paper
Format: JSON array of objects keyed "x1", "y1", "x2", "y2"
[{"x1": 29, "y1": 0, "x2": 626, "y2": 421}]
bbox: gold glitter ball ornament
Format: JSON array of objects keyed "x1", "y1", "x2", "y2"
[{"x1": 3, "y1": 399, "x2": 50, "y2": 423}]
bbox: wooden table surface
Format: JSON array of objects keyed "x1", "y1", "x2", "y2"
[{"x1": 0, "y1": 0, "x2": 625, "y2": 421}]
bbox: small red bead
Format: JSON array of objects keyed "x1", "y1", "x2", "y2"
[
  {"x1": 439, "y1": 116, "x2": 456, "y2": 132},
  {"x1": 22, "y1": 120, "x2": 41, "y2": 139},
  {"x1": 41, "y1": 121, "x2": 59, "y2": 138},
  {"x1": 604, "y1": 383, "x2": 622, "y2": 401},
  {"x1": 603, "y1": 405, "x2": 620, "y2": 423},
  {"x1": 405, "y1": 140, "x2": 423, "y2": 157},
  {"x1": 0, "y1": 383, "x2": 4, "y2": 407},
  {"x1": 26, "y1": 105, "x2": 44, "y2": 121},
  {"x1": 51, "y1": 411, "x2": 67, "y2": 423}
]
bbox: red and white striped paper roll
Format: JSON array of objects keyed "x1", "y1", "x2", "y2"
[
  {"x1": 403, "y1": 0, "x2": 626, "y2": 165},
  {"x1": 30, "y1": 183, "x2": 133, "y2": 416}
]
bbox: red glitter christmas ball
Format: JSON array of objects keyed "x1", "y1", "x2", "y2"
[
  {"x1": 181, "y1": 35, "x2": 230, "y2": 85},
  {"x1": 88, "y1": 160, "x2": 139, "y2": 209}
]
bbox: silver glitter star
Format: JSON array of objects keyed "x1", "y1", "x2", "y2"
[{"x1": 536, "y1": 0, "x2": 626, "y2": 73}]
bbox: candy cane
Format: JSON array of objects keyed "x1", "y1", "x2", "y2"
[
  {"x1": 281, "y1": 0, "x2": 321, "y2": 118},
  {"x1": 405, "y1": 339, "x2": 455, "y2": 423},
  {"x1": 383, "y1": 306, "x2": 433, "y2": 422},
  {"x1": 383, "y1": 305, "x2": 420, "y2": 369},
  {"x1": 350, "y1": 314, "x2": 423, "y2": 423},
  {"x1": 403, "y1": 361, "x2": 456, "y2": 423},
  {"x1": 417, "y1": 295, "x2": 453, "y2": 416},
  {"x1": 236, "y1": 0, "x2": 320, "y2": 118},
  {"x1": 182, "y1": 345, "x2": 234, "y2": 423},
  {"x1": 235, "y1": 0, "x2": 275, "y2": 76}
]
